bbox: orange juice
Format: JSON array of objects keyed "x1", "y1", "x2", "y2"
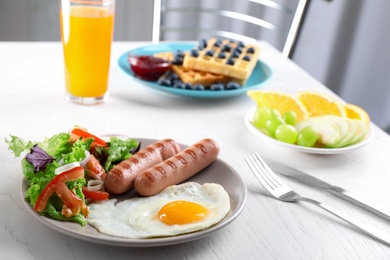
[{"x1": 60, "y1": 5, "x2": 114, "y2": 99}]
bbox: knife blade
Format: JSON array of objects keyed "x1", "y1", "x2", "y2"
[{"x1": 266, "y1": 159, "x2": 390, "y2": 221}]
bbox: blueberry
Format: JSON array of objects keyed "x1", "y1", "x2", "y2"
[
  {"x1": 205, "y1": 49, "x2": 215, "y2": 57},
  {"x1": 234, "y1": 47, "x2": 243, "y2": 54},
  {"x1": 157, "y1": 78, "x2": 172, "y2": 86},
  {"x1": 173, "y1": 82, "x2": 185, "y2": 89},
  {"x1": 190, "y1": 49, "x2": 199, "y2": 57},
  {"x1": 170, "y1": 78, "x2": 182, "y2": 86},
  {"x1": 221, "y1": 44, "x2": 231, "y2": 52},
  {"x1": 238, "y1": 41, "x2": 245, "y2": 48},
  {"x1": 226, "y1": 82, "x2": 240, "y2": 90},
  {"x1": 213, "y1": 39, "x2": 222, "y2": 47},
  {"x1": 246, "y1": 47, "x2": 255, "y2": 54},
  {"x1": 192, "y1": 84, "x2": 205, "y2": 90},
  {"x1": 199, "y1": 38, "x2": 208, "y2": 50},
  {"x1": 217, "y1": 52, "x2": 227, "y2": 59},
  {"x1": 226, "y1": 58, "x2": 235, "y2": 65},
  {"x1": 172, "y1": 56, "x2": 183, "y2": 65},
  {"x1": 243, "y1": 55, "x2": 251, "y2": 61},
  {"x1": 231, "y1": 51, "x2": 240, "y2": 58},
  {"x1": 169, "y1": 73, "x2": 180, "y2": 80},
  {"x1": 210, "y1": 83, "x2": 225, "y2": 90},
  {"x1": 174, "y1": 50, "x2": 185, "y2": 58},
  {"x1": 183, "y1": 83, "x2": 192, "y2": 89}
]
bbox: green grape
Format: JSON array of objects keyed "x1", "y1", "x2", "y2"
[
  {"x1": 275, "y1": 124, "x2": 298, "y2": 144},
  {"x1": 265, "y1": 116, "x2": 285, "y2": 137},
  {"x1": 270, "y1": 108, "x2": 281, "y2": 118},
  {"x1": 282, "y1": 111, "x2": 297, "y2": 126},
  {"x1": 253, "y1": 107, "x2": 271, "y2": 129},
  {"x1": 297, "y1": 126, "x2": 319, "y2": 147}
]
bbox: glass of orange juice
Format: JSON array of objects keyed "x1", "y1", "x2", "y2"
[{"x1": 59, "y1": 0, "x2": 115, "y2": 105}]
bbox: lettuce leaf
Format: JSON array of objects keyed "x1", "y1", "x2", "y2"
[
  {"x1": 5, "y1": 135, "x2": 34, "y2": 157},
  {"x1": 38, "y1": 133, "x2": 72, "y2": 158},
  {"x1": 62, "y1": 138, "x2": 93, "y2": 165},
  {"x1": 103, "y1": 137, "x2": 139, "y2": 171},
  {"x1": 43, "y1": 203, "x2": 87, "y2": 226},
  {"x1": 6, "y1": 132, "x2": 71, "y2": 159}
]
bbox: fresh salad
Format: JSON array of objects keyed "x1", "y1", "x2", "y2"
[{"x1": 6, "y1": 127, "x2": 140, "y2": 226}]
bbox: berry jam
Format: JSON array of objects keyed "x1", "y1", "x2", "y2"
[{"x1": 128, "y1": 55, "x2": 171, "y2": 81}]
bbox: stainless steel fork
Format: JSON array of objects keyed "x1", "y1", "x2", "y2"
[{"x1": 246, "y1": 152, "x2": 390, "y2": 246}]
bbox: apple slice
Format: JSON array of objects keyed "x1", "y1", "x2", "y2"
[
  {"x1": 336, "y1": 118, "x2": 357, "y2": 147},
  {"x1": 296, "y1": 117, "x2": 340, "y2": 146},
  {"x1": 348, "y1": 119, "x2": 368, "y2": 145},
  {"x1": 320, "y1": 116, "x2": 353, "y2": 148}
]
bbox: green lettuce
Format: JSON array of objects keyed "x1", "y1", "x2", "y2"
[
  {"x1": 6, "y1": 132, "x2": 88, "y2": 226},
  {"x1": 62, "y1": 138, "x2": 93, "y2": 165},
  {"x1": 5, "y1": 135, "x2": 34, "y2": 157},
  {"x1": 103, "y1": 137, "x2": 139, "y2": 171}
]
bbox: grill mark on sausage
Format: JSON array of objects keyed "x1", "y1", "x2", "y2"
[
  {"x1": 205, "y1": 138, "x2": 216, "y2": 147},
  {"x1": 118, "y1": 157, "x2": 139, "y2": 171},
  {"x1": 155, "y1": 142, "x2": 166, "y2": 154},
  {"x1": 165, "y1": 160, "x2": 177, "y2": 171},
  {"x1": 129, "y1": 157, "x2": 139, "y2": 164},
  {"x1": 194, "y1": 143, "x2": 207, "y2": 154},
  {"x1": 109, "y1": 168, "x2": 121, "y2": 175},
  {"x1": 185, "y1": 149, "x2": 198, "y2": 161},
  {"x1": 145, "y1": 147, "x2": 156, "y2": 154},
  {"x1": 175, "y1": 155, "x2": 188, "y2": 166},
  {"x1": 155, "y1": 166, "x2": 167, "y2": 178},
  {"x1": 143, "y1": 172, "x2": 156, "y2": 182}
]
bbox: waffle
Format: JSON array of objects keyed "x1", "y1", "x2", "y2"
[
  {"x1": 154, "y1": 52, "x2": 233, "y2": 87},
  {"x1": 182, "y1": 38, "x2": 260, "y2": 84}
]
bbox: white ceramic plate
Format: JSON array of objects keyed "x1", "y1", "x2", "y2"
[
  {"x1": 20, "y1": 138, "x2": 247, "y2": 247},
  {"x1": 245, "y1": 107, "x2": 374, "y2": 154}
]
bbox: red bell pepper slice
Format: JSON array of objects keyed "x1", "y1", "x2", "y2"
[
  {"x1": 82, "y1": 187, "x2": 109, "y2": 201},
  {"x1": 84, "y1": 154, "x2": 106, "y2": 180},
  {"x1": 34, "y1": 166, "x2": 88, "y2": 218},
  {"x1": 70, "y1": 128, "x2": 107, "y2": 147}
]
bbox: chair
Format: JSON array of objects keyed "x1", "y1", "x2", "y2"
[{"x1": 152, "y1": 0, "x2": 312, "y2": 59}]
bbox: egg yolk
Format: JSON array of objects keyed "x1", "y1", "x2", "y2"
[{"x1": 158, "y1": 200, "x2": 208, "y2": 225}]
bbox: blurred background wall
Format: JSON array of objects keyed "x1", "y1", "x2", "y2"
[{"x1": 1, "y1": 0, "x2": 389, "y2": 132}]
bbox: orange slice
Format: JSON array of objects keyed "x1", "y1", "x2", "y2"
[
  {"x1": 247, "y1": 90, "x2": 308, "y2": 122},
  {"x1": 345, "y1": 103, "x2": 370, "y2": 126},
  {"x1": 297, "y1": 91, "x2": 346, "y2": 117}
]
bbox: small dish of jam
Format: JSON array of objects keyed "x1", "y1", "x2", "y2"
[{"x1": 128, "y1": 54, "x2": 171, "y2": 81}]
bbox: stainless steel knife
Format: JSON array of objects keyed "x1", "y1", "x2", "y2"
[{"x1": 266, "y1": 159, "x2": 390, "y2": 221}]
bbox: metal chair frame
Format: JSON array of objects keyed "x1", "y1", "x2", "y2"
[{"x1": 152, "y1": 0, "x2": 312, "y2": 59}]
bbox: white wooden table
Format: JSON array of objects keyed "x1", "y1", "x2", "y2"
[{"x1": 1, "y1": 41, "x2": 390, "y2": 259}]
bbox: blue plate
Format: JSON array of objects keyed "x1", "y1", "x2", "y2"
[{"x1": 117, "y1": 43, "x2": 272, "y2": 98}]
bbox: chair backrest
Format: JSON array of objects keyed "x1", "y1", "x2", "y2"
[{"x1": 152, "y1": 0, "x2": 311, "y2": 59}]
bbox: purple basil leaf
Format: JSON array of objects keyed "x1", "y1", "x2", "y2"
[
  {"x1": 129, "y1": 142, "x2": 141, "y2": 154},
  {"x1": 25, "y1": 144, "x2": 55, "y2": 172}
]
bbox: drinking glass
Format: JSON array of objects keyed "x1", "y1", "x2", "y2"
[{"x1": 59, "y1": 0, "x2": 115, "y2": 105}]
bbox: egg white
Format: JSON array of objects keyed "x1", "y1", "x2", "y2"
[{"x1": 87, "y1": 182, "x2": 230, "y2": 238}]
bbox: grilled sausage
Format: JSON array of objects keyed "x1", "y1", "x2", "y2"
[
  {"x1": 104, "y1": 139, "x2": 181, "y2": 194},
  {"x1": 134, "y1": 138, "x2": 220, "y2": 196}
]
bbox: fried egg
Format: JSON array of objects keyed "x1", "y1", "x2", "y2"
[{"x1": 87, "y1": 182, "x2": 230, "y2": 238}]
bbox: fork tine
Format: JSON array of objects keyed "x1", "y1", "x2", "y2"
[
  {"x1": 252, "y1": 153, "x2": 283, "y2": 189},
  {"x1": 246, "y1": 154, "x2": 274, "y2": 190},
  {"x1": 245, "y1": 153, "x2": 276, "y2": 190}
]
